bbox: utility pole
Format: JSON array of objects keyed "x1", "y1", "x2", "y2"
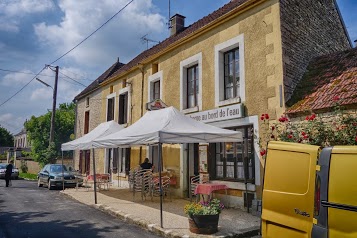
[{"x1": 49, "y1": 66, "x2": 59, "y2": 144}]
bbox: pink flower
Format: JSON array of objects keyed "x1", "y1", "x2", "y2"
[
  {"x1": 305, "y1": 116, "x2": 310, "y2": 121},
  {"x1": 265, "y1": 114, "x2": 270, "y2": 120},
  {"x1": 260, "y1": 150, "x2": 266, "y2": 156},
  {"x1": 288, "y1": 135, "x2": 293, "y2": 139},
  {"x1": 301, "y1": 131, "x2": 306, "y2": 136},
  {"x1": 260, "y1": 116, "x2": 265, "y2": 121},
  {"x1": 271, "y1": 126, "x2": 275, "y2": 131},
  {"x1": 303, "y1": 135, "x2": 309, "y2": 139}
]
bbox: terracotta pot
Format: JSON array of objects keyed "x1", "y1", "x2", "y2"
[{"x1": 188, "y1": 214, "x2": 219, "y2": 234}]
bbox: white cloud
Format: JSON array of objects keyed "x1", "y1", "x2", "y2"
[
  {"x1": 34, "y1": 0, "x2": 166, "y2": 66},
  {"x1": 0, "y1": 113, "x2": 25, "y2": 134},
  {"x1": 30, "y1": 87, "x2": 53, "y2": 101},
  {"x1": 0, "y1": 19, "x2": 19, "y2": 32},
  {"x1": 1, "y1": 70, "x2": 33, "y2": 86},
  {"x1": 0, "y1": 0, "x2": 54, "y2": 17}
]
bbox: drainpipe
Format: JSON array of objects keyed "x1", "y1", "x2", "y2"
[{"x1": 138, "y1": 63, "x2": 145, "y2": 163}]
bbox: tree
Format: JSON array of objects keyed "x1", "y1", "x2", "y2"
[
  {"x1": 0, "y1": 125, "x2": 13, "y2": 147},
  {"x1": 25, "y1": 103, "x2": 75, "y2": 166}
]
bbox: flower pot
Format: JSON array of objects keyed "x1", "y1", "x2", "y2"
[{"x1": 188, "y1": 214, "x2": 219, "y2": 234}]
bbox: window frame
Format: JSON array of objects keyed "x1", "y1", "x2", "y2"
[
  {"x1": 186, "y1": 64, "x2": 199, "y2": 109},
  {"x1": 118, "y1": 86, "x2": 130, "y2": 125},
  {"x1": 148, "y1": 71, "x2": 163, "y2": 102},
  {"x1": 215, "y1": 34, "x2": 245, "y2": 107},
  {"x1": 106, "y1": 92, "x2": 116, "y2": 122},
  {"x1": 180, "y1": 52, "x2": 202, "y2": 113}
]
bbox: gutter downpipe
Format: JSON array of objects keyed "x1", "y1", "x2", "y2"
[{"x1": 139, "y1": 64, "x2": 145, "y2": 163}]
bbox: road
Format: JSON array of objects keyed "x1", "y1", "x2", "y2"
[{"x1": 0, "y1": 179, "x2": 160, "y2": 238}]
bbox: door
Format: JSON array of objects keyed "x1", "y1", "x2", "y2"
[
  {"x1": 186, "y1": 143, "x2": 199, "y2": 198},
  {"x1": 312, "y1": 146, "x2": 357, "y2": 238},
  {"x1": 261, "y1": 141, "x2": 320, "y2": 238}
]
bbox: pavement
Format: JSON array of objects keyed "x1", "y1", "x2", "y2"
[{"x1": 61, "y1": 186, "x2": 261, "y2": 238}]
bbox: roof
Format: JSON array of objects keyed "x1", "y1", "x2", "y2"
[
  {"x1": 101, "y1": 0, "x2": 250, "y2": 83},
  {"x1": 286, "y1": 47, "x2": 357, "y2": 114},
  {"x1": 14, "y1": 128, "x2": 26, "y2": 137},
  {"x1": 74, "y1": 60, "x2": 125, "y2": 100}
]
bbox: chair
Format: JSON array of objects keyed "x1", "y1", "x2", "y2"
[
  {"x1": 151, "y1": 176, "x2": 171, "y2": 201},
  {"x1": 133, "y1": 169, "x2": 152, "y2": 201},
  {"x1": 98, "y1": 174, "x2": 111, "y2": 190},
  {"x1": 189, "y1": 175, "x2": 207, "y2": 201},
  {"x1": 128, "y1": 168, "x2": 137, "y2": 191}
]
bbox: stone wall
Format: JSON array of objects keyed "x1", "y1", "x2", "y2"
[{"x1": 279, "y1": 0, "x2": 351, "y2": 101}]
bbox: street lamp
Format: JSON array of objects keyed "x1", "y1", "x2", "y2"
[{"x1": 35, "y1": 65, "x2": 58, "y2": 144}]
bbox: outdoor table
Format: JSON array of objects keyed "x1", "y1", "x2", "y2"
[{"x1": 194, "y1": 183, "x2": 228, "y2": 201}]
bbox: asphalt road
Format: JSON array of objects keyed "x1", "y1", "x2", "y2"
[{"x1": 0, "y1": 179, "x2": 160, "y2": 238}]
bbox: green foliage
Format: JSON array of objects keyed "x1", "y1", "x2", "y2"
[
  {"x1": 258, "y1": 100, "x2": 357, "y2": 156},
  {"x1": 19, "y1": 172, "x2": 37, "y2": 180},
  {"x1": 20, "y1": 160, "x2": 28, "y2": 173},
  {"x1": 25, "y1": 102, "x2": 75, "y2": 166},
  {"x1": 184, "y1": 199, "x2": 225, "y2": 217},
  {"x1": 0, "y1": 125, "x2": 13, "y2": 146}
]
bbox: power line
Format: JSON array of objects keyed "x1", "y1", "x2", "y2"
[
  {"x1": 0, "y1": 68, "x2": 54, "y2": 78},
  {"x1": 59, "y1": 71, "x2": 87, "y2": 87},
  {"x1": 0, "y1": 67, "x2": 47, "y2": 108},
  {"x1": 59, "y1": 67, "x2": 94, "y2": 82},
  {"x1": 50, "y1": 0, "x2": 135, "y2": 65}
]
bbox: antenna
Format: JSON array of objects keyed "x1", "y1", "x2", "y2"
[{"x1": 140, "y1": 34, "x2": 160, "y2": 50}]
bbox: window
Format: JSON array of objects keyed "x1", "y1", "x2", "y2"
[
  {"x1": 180, "y1": 53, "x2": 202, "y2": 112},
  {"x1": 84, "y1": 111, "x2": 90, "y2": 134},
  {"x1": 118, "y1": 92, "x2": 128, "y2": 124},
  {"x1": 215, "y1": 34, "x2": 245, "y2": 107},
  {"x1": 224, "y1": 48, "x2": 240, "y2": 100},
  {"x1": 86, "y1": 97, "x2": 89, "y2": 107},
  {"x1": 187, "y1": 65, "x2": 199, "y2": 108},
  {"x1": 153, "y1": 81, "x2": 160, "y2": 100},
  {"x1": 148, "y1": 71, "x2": 163, "y2": 102},
  {"x1": 210, "y1": 125, "x2": 254, "y2": 182},
  {"x1": 106, "y1": 93, "x2": 116, "y2": 121}
]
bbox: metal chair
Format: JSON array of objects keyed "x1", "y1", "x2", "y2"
[
  {"x1": 133, "y1": 169, "x2": 152, "y2": 201},
  {"x1": 151, "y1": 176, "x2": 171, "y2": 201},
  {"x1": 189, "y1": 175, "x2": 207, "y2": 201}
]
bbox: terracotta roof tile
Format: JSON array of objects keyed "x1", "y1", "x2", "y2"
[{"x1": 286, "y1": 47, "x2": 357, "y2": 114}]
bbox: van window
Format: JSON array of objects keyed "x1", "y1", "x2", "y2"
[{"x1": 264, "y1": 149, "x2": 311, "y2": 194}]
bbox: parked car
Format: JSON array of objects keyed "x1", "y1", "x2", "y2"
[
  {"x1": 37, "y1": 164, "x2": 83, "y2": 190},
  {"x1": 261, "y1": 141, "x2": 357, "y2": 238},
  {"x1": 0, "y1": 163, "x2": 19, "y2": 179}
]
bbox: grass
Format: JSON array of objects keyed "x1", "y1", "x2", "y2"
[{"x1": 19, "y1": 172, "x2": 37, "y2": 180}]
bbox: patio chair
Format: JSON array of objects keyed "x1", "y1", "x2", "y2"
[
  {"x1": 133, "y1": 169, "x2": 153, "y2": 201},
  {"x1": 98, "y1": 173, "x2": 111, "y2": 190},
  {"x1": 151, "y1": 176, "x2": 171, "y2": 201},
  {"x1": 189, "y1": 175, "x2": 207, "y2": 201},
  {"x1": 128, "y1": 168, "x2": 136, "y2": 191}
]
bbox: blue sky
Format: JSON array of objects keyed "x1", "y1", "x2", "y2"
[{"x1": 0, "y1": 0, "x2": 356, "y2": 135}]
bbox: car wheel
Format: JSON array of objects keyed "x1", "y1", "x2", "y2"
[
  {"x1": 38, "y1": 178, "x2": 43, "y2": 187},
  {"x1": 48, "y1": 180, "x2": 53, "y2": 190}
]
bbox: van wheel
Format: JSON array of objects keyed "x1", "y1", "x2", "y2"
[{"x1": 38, "y1": 178, "x2": 43, "y2": 187}]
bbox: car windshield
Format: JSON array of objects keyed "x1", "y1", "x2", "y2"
[
  {"x1": 0, "y1": 164, "x2": 6, "y2": 169},
  {"x1": 50, "y1": 165, "x2": 67, "y2": 173}
]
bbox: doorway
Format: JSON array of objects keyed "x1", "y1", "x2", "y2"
[{"x1": 186, "y1": 143, "x2": 199, "y2": 198}]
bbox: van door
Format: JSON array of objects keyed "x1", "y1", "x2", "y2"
[
  {"x1": 262, "y1": 141, "x2": 320, "y2": 238},
  {"x1": 312, "y1": 146, "x2": 357, "y2": 238}
]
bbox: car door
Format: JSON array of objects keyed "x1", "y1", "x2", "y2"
[{"x1": 312, "y1": 146, "x2": 357, "y2": 238}]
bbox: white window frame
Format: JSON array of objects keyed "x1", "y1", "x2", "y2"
[
  {"x1": 215, "y1": 34, "x2": 245, "y2": 107},
  {"x1": 148, "y1": 71, "x2": 163, "y2": 102},
  {"x1": 118, "y1": 86, "x2": 131, "y2": 126},
  {"x1": 106, "y1": 92, "x2": 116, "y2": 121},
  {"x1": 180, "y1": 52, "x2": 202, "y2": 113}
]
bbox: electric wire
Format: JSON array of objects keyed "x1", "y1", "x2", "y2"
[
  {"x1": 58, "y1": 67, "x2": 94, "y2": 82},
  {"x1": 0, "y1": 67, "x2": 47, "y2": 108},
  {"x1": 49, "y1": 0, "x2": 135, "y2": 65},
  {"x1": 59, "y1": 71, "x2": 87, "y2": 87}
]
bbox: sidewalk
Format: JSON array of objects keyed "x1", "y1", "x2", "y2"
[{"x1": 61, "y1": 187, "x2": 260, "y2": 238}]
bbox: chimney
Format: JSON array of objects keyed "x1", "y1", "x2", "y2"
[{"x1": 170, "y1": 14, "x2": 185, "y2": 36}]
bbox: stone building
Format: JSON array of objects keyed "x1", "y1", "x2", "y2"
[{"x1": 72, "y1": 0, "x2": 351, "y2": 208}]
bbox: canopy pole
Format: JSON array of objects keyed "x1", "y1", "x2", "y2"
[
  {"x1": 158, "y1": 142, "x2": 163, "y2": 228},
  {"x1": 92, "y1": 148, "x2": 98, "y2": 204},
  {"x1": 62, "y1": 151, "x2": 65, "y2": 191}
]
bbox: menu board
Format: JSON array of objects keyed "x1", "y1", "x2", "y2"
[{"x1": 199, "y1": 145, "x2": 208, "y2": 173}]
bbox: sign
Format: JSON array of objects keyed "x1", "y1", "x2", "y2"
[
  {"x1": 189, "y1": 104, "x2": 243, "y2": 123},
  {"x1": 199, "y1": 145, "x2": 208, "y2": 173},
  {"x1": 146, "y1": 99, "x2": 168, "y2": 111}
]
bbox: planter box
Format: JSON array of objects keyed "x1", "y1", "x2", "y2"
[{"x1": 188, "y1": 214, "x2": 219, "y2": 234}]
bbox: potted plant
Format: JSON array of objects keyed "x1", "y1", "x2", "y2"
[{"x1": 184, "y1": 198, "x2": 225, "y2": 234}]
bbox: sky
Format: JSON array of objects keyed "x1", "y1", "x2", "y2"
[{"x1": 0, "y1": 0, "x2": 356, "y2": 135}]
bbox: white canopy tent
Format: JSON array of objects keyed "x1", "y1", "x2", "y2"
[
  {"x1": 93, "y1": 106, "x2": 242, "y2": 147},
  {"x1": 92, "y1": 107, "x2": 243, "y2": 227},
  {"x1": 61, "y1": 120, "x2": 124, "y2": 204}
]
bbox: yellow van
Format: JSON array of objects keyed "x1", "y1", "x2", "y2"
[{"x1": 261, "y1": 141, "x2": 357, "y2": 238}]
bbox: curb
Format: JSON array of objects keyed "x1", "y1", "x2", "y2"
[{"x1": 62, "y1": 192, "x2": 259, "y2": 238}]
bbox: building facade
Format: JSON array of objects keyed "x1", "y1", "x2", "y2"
[{"x1": 73, "y1": 0, "x2": 350, "y2": 208}]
